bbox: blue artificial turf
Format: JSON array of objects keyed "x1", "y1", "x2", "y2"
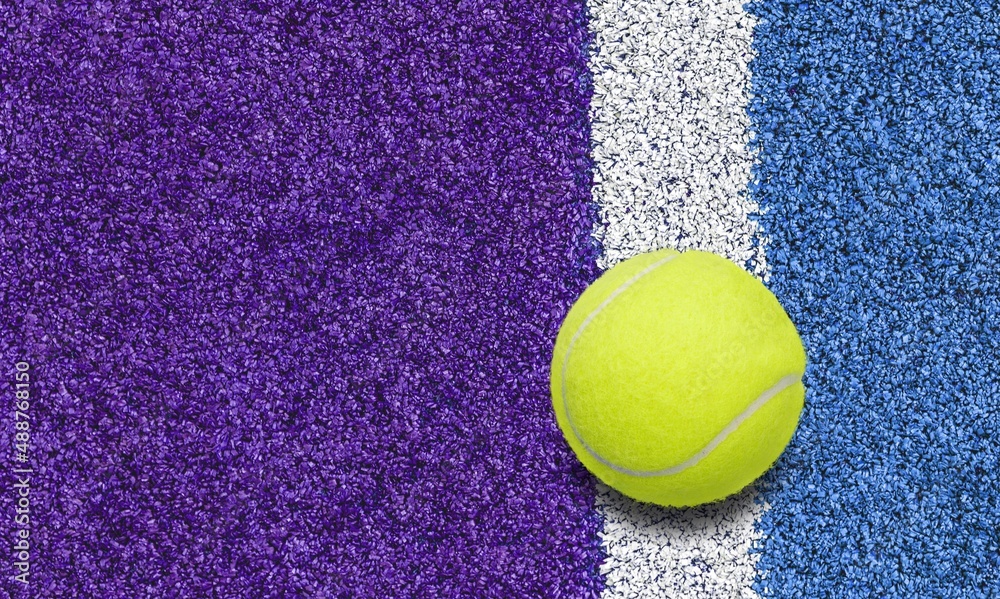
[{"x1": 748, "y1": 0, "x2": 1000, "y2": 596}]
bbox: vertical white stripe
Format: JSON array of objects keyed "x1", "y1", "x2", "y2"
[{"x1": 587, "y1": 0, "x2": 767, "y2": 596}]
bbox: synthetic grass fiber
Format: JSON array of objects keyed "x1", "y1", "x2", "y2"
[
  {"x1": 0, "y1": 2, "x2": 604, "y2": 596},
  {"x1": 2, "y1": 0, "x2": 998, "y2": 597},
  {"x1": 748, "y1": 0, "x2": 1000, "y2": 596}
]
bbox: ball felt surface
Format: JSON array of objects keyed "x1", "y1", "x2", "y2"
[{"x1": 551, "y1": 248, "x2": 806, "y2": 507}]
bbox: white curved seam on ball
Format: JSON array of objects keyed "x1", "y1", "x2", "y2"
[
  {"x1": 560, "y1": 251, "x2": 679, "y2": 473},
  {"x1": 560, "y1": 254, "x2": 802, "y2": 478}
]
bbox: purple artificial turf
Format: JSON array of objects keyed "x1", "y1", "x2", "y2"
[{"x1": 0, "y1": 1, "x2": 604, "y2": 596}]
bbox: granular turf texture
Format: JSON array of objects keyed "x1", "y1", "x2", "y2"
[
  {"x1": 0, "y1": 2, "x2": 605, "y2": 597},
  {"x1": 747, "y1": 0, "x2": 1000, "y2": 596}
]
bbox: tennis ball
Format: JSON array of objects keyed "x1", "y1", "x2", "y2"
[{"x1": 551, "y1": 248, "x2": 806, "y2": 507}]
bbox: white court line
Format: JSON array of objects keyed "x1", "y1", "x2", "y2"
[{"x1": 587, "y1": 0, "x2": 768, "y2": 596}]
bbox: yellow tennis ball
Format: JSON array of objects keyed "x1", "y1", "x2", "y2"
[{"x1": 551, "y1": 248, "x2": 806, "y2": 507}]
